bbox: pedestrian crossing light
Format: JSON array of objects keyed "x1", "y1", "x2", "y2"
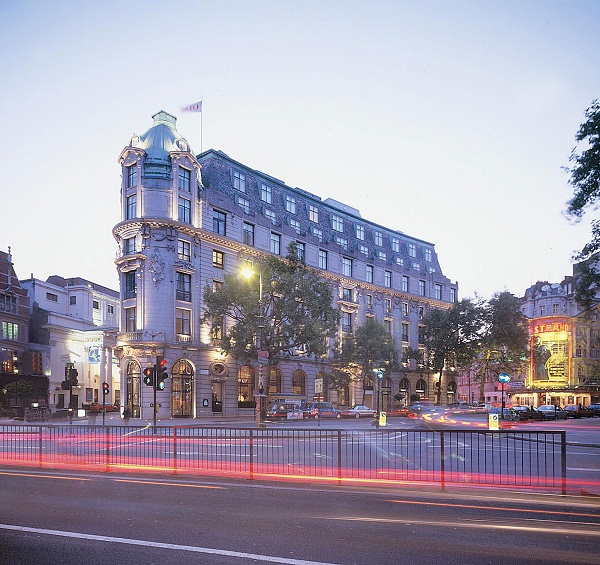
[
  {"x1": 156, "y1": 356, "x2": 168, "y2": 390},
  {"x1": 143, "y1": 366, "x2": 155, "y2": 386},
  {"x1": 103, "y1": 382, "x2": 109, "y2": 396}
]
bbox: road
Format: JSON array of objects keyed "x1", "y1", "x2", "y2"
[{"x1": 1, "y1": 468, "x2": 599, "y2": 565}]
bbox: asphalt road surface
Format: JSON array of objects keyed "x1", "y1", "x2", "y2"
[{"x1": 1, "y1": 468, "x2": 599, "y2": 565}]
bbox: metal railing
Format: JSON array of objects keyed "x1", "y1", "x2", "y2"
[{"x1": 0, "y1": 426, "x2": 566, "y2": 493}]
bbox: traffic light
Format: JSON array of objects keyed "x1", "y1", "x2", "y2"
[
  {"x1": 69, "y1": 368, "x2": 79, "y2": 386},
  {"x1": 103, "y1": 382, "x2": 109, "y2": 396},
  {"x1": 156, "y1": 356, "x2": 168, "y2": 390},
  {"x1": 143, "y1": 366, "x2": 155, "y2": 386}
]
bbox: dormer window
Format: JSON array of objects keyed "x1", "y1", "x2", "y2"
[
  {"x1": 178, "y1": 167, "x2": 191, "y2": 192},
  {"x1": 127, "y1": 165, "x2": 137, "y2": 188}
]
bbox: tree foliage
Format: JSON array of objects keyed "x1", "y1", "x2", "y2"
[
  {"x1": 2, "y1": 380, "x2": 35, "y2": 400},
  {"x1": 327, "y1": 318, "x2": 399, "y2": 393},
  {"x1": 565, "y1": 100, "x2": 600, "y2": 308},
  {"x1": 202, "y1": 244, "x2": 340, "y2": 364}
]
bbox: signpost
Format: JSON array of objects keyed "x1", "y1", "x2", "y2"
[{"x1": 498, "y1": 372, "x2": 511, "y2": 420}]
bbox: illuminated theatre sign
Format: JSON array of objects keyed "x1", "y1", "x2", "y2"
[{"x1": 530, "y1": 317, "x2": 570, "y2": 384}]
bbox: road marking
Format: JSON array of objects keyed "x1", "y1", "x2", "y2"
[
  {"x1": 0, "y1": 524, "x2": 341, "y2": 565},
  {"x1": 113, "y1": 479, "x2": 225, "y2": 489},
  {"x1": 0, "y1": 470, "x2": 89, "y2": 481},
  {"x1": 567, "y1": 467, "x2": 600, "y2": 472}
]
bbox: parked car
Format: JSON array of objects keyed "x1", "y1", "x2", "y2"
[
  {"x1": 564, "y1": 404, "x2": 593, "y2": 418},
  {"x1": 340, "y1": 405, "x2": 377, "y2": 419},
  {"x1": 305, "y1": 402, "x2": 341, "y2": 419},
  {"x1": 89, "y1": 402, "x2": 119, "y2": 413},
  {"x1": 537, "y1": 405, "x2": 568, "y2": 420},
  {"x1": 488, "y1": 407, "x2": 518, "y2": 421},
  {"x1": 266, "y1": 402, "x2": 303, "y2": 419},
  {"x1": 587, "y1": 403, "x2": 600, "y2": 417},
  {"x1": 512, "y1": 406, "x2": 546, "y2": 421}
]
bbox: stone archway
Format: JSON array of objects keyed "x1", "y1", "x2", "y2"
[{"x1": 171, "y1": 359, "x2": 194, "y2": 417}]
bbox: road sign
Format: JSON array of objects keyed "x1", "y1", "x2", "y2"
[
  {"x1": 379, "y1": 411, "x2": 387, "y2": 426},
  {"x1": 489, "y1": 413, "x2": 499, "y2": 430},
  {"x1": 498, "y1": 372, "x2": 511, "y2": 384},
  {"x1": 258, "y1": 350, "x2": 269, "y2": 365},
  {"x1": 315, "y1": 378, "x2": 323, "y2": 394}
]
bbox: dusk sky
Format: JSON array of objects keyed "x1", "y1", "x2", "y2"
[{"x1": 1, "y1": 0, "x2": 599, "y2": 299}]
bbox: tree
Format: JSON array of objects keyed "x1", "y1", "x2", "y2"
[
  {"x1": 565, "y1": 100, "x2": 600, "y2": 308},
  {"x1": 421, "y1": 298, "x2": 486, "y2": 404},
  {"x1": 202, "y1": 243, "x2": 340, "y2": 371},
  {"x1": 2, "y1": 380, "x2": 35, "y2": 407},
  {"x1": 327, "y1": 318, "x2": 398, "y2": 403},
  {"x1": 476, "y1": 292, "x2": 529, "y2": 403}
]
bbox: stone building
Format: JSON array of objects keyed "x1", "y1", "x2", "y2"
[{"x1": 113, "y1": 111, "x2": 459, "y2": 419}]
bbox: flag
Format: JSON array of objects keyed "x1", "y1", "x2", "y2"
[{"x1": 182, "y1": 100, "x2": 202, "y2": 112}]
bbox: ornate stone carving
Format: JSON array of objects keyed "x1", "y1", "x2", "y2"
[{"x1": 147, "y1": 248, "x2": 165, "y2": 287}]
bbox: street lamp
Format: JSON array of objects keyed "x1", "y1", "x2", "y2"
[
  {"x1": 373, "y1": 368, "x2": 384, "y2": 428},
  {"x1": 241, "y1": 262, "x2": 267, "y2": 426},
  {"x1": 498, "y1": 372, "x2": 511, "y2": 419}
]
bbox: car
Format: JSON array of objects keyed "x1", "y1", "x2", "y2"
[
  {"x1": 537, "y1": 405, "x2": 568, "y2": 420},
  {"x1": 488, "y1": 407, "x2": 518, "y2": 421},
  {"x1": 340, "y1": 405, "x2": 377, "y2": 419},
  {"x1": 512, "y1": 406, "x2": 546, "y2": 421},
  {"x1": 89, "y1": 402, "x2": 119, "y2": 413},
  {"x1": 305, "y1": 402, "x2": 341, "y2": 419},
  {"x1": 564, "y1": 404, "x2": 593, "y2": 418},
  {"x1": 266, "y1": 402, "x2": 303, "y2": 419},
  {"x1": 587, "y1": 403, "x2": 600, "y2": 417}
]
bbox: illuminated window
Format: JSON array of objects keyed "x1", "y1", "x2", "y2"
[
  {"x1": 212, "y1": 250, "x2": 224, "y2": 269},
  {"x1": 176, "y1": 308, "x2": 191, "y2": 335},
  {"x1": 178, "y1": 240, "x2": 191, "y2": 261}
]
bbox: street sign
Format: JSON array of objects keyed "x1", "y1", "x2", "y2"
[
  {"x1": 258, "y1": 350, "x2": 269, "y2": 365},
  {"x1": 489, "y1": 413, "x2": 499, "y2": 430},
  {"x1": 315, "y1": 378, "x2": 323, "y2": 394},
  {"x1": 498, "y1": 372, "x2": 511, "y2": 384},
  {"x1": 379, "y1": 411, "x2": 387, "y2": 426}
]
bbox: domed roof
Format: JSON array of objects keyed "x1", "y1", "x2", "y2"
[{"x1": 131, "y1": 111, "x2": 192, "y2": 161}]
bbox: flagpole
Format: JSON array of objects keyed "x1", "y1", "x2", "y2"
[{"x1": 200, "y1": 95, "x2": 203, "y2": 153}]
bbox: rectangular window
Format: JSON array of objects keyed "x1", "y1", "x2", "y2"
[
  {"x1": 342, "y1": 288, "x2": 353, "y2": 301},
  {"x1": 337, "y1": 236, "x2": 348, "y2": 250},
  {"x1": 332, "y1": 214, "x2": 344, "y2": 232},
  {"x1": 212, "y1": 250, "x2": 224, "y2": 269},
  {"x1": 243, "y1": 222, "x2": 254, "y2": 246},
  {"x1": 342, "y1": 312, "x2": 353, "y2": 333},
  {"x1": 408, "y1": 243, "x2": 416, "y2": 257},
  {"x1": 366, "y1": 265, "x2": 374, "y2": 284},
  {"x1": 402, "y1": 302, "x2": 409, "y2": 316},
  {"x1": 419, "y1": 280, "x2": 426, "y2": 297},
  {"x1": 126, "y1": 194, "x2": 137, "y2": 220},
  {"x1": 413, "y1": 262, "x2": 420, "y2": 271},
  {"x1": 178, "y1": 167, "x2": 191, "y2": 192},
  {"x1": 435, "y1": 283, "x2": 442, "y2": 300},
  {"x1": 176, "y1": 308, "x2": 191, "y2": 335},
  {"x1": 93, "y1": 300, "x2": 99, "y2": 310},
  {"x1": 176, "y1": 272, "x2": 192, "y2": 301},
  {"x1": 213, "y1": 209, "x2": 226, "y2": 235},
  {"x1": 261, "y1": 183, "x2": 272, "y2": 204},
  {"x1": 384, "y1": 270, "x2": 392, "y2": 288},
  {"x1": 265, "y1": 208, "x2": 276, "y2": 225},
  {"x1": 296, "y1": 242, "x2": 305, "y2": 261},
  {"x1": 125, "y1": 307, "x2": 136, "y2": 332},
  {"x1": 402, "y1": 275, "x2": 409, "y2": 293},
  {"x1": 290, "y1": 218, "x2": 301, "y2": 234},
  {"x1": 285, "y1": 195, "x2": 296, "y2": 214},
  {"x1": 384, "y1": 298, "x2": 391, "y2": 313},
  {"x1": 356, "y1": 225, "x2": 365, "y2": 240},
  {"x1": 178, "y1": 240, "x2": 191, "y2": 261},
  {"x1": 450, "y1": 288, "x2": 456, "y2": 303},
  {"x1": 107, "y1": 304, "x2": 114, "y2": 315},
  {"x1": 384, "y1": 319, "x2": 392, "y2": 334},
  {"x1": 233, "y1": 171, "x2": 246, "y2": 192},
  {"x1": 309, "y1": 204, "x2": 319, "y2": 223},
  {"x1": 213, "y1": 280, "x2": 223, "y2": 293},
  {"x1": 70, "y1": 296, "x2": 76, "y2": 305},
  {"x1": 1, "y1": 321, "x2": 18, "y2": 340},
  {"x1": 178, "y1": 197, "x2": 191, "y2": 224},
  {"x1": 341, "y1": 257, "x2": 352, "y2": 277},
  {"x1": 358, "y1": 244, "x2": 368, "y2": 256},
  {"x1": 402, "y1": 323, "x2": 409, "y2": 342},
  {"x1": 124, "y1": 237, "x2": 136, "y2": 255},
  {"x1": 312, "y1": 227, "x2": 323, "y2": 242},
  {"x1": 539, "y1": 305, "x2": 546, "y2": 316},
  {"x1": 366, "y1": 294, "x2": 373, "y2": 308},
  {"x1": 378, "y1": 250, "x2": 387, "y2": 262},
  {"x1": 374, "y1": 231, "x2": 383, "y2": 247},
  {"x1": 396, "y1": 257, "x2": 404, "y2": 267},
  {"x1": 0, "y1": 293, "x2": 17, "y2": 313},
  {"x1": 127, "y1": 165, "x2": 137, "y2": 188},
  {"x1": 46, "y1": 292, "x2": 58, "y2": 302},
  {"x1": 270, "y1": 232, "x2": 281, "y2": 255},
  {"x1": 318, "y1": 249, "x2": 328, "y2": 270},
  {"x1": 552, "y1": 303, "x2": 559, "y2": 314},
  {"x1": 425, "y1": 248, "x2": 432, "y2": 262},
  {"x1": 392, "y1": 238, "x2": 400, "y2": 253},
  {"x1": 125, "y1": 270, "x2": 137, "y2": 299},
  {"x1": 237, "y1": 196, "x2": 250, "y2": 214}
]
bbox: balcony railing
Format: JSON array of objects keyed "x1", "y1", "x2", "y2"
[
  {"x1": 177, "y1": 334, "x2": 192, "y2": 343},
  {"x1": 176, "y1": 290, "x2": 191, "y2": 302}
]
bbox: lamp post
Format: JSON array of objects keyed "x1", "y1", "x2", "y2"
[
  {"x1": 373, "y1": 368, "x2": 383, "y2": 429},
  {"x1": 498, "y1": 372, "x2": 510, "y2": 419},
  {"x1": 242, "y1": 262, "x2": 267, "y2": 426}
]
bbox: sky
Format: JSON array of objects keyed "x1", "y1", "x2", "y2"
[{"x1": 1, "y1": 0, "x2": 599, "y2": 300}]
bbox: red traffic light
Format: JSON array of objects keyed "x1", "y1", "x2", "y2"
[
  {"x1": 143, "y1": 367, "x2": 155, "y2": 386},
  {"x1": 103, "y1": 382, "x2": 109, "y2": 395}
]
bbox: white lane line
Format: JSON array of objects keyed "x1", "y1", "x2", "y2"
[
  {"x1": 567, "y1": 467, "x2": 600, "y2": 472},
  {"x1": 0, "y1": 524, "x2": 341, "y2": 565}
]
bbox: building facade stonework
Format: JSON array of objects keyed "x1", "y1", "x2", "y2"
[{"x1": 113, "y1": 111, "x2": 459, "y2": 419}]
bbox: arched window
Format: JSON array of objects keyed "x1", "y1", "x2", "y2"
[
  {"x1": 268, "y1": 366, "x2": 282, "y2": 395},
  {"x1": 447, "y1": 380, "x2": 457, "y2": 404},
  {"x1": 415, "y1": 378, "x2": 427, "y2": 400},
  {"x1": 399, "y1": 378, "x2": 411, "y2": 405},
  {"x1": 316, "y1": 371, "x2": 328, "y2": 402},
  {"x1": 292, "y1": 370, "x2": 306, "y2": 395},
  {"x1": 238, "y1": 365, "x2": 255, "y2": 408},
  {"x1": 171, "y1": 359, "x2": 194, "y2": 417}
]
